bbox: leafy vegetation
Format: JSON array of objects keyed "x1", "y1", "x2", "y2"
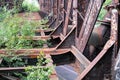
[
  {"x1": 0, "y1": 0, "x2": 24, "y2": 13},
  {"x1": 22, "y1": 0, "x2": 40, "y2": 12},
  {"x1": 25, "y1": 52, "x2": 53, "y2": 80},
  {"x1": 0, "y1": 52, "x2": 53, "y2": 80},
  {"x1": 95, "y1": 0, "x2": 112, "y2": 26},
  {"x1": 0, "y1": 0, "x2": 40, "y2": 13},
  {"x1": 0, "y1": 3, "x2": 52, "y2": 79},
  {"x1": 98, "y1": 0, "x2": 112, "y2": 20},
  {"x1": 0, "y1": 13, "x2": 46, "y2": 49},
  {"x1": 0, "y1": 6, "x2": 12, "y2": 22}
]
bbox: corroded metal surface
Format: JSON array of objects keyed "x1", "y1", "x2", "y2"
[
  {"x1": 76, "y1": 8, "x2": 118, "y2": 80},
  {"x1": 78, "y1": 0, "x2": 105, "y2": 53},
  {"x1": 0, "y1": 48, "x2": 70, "y2": 56},
  {"x1": 0, "y1": 0, "x2": 120, "y2": 80},
  {"x1": 63, "y1": 0, "x2": 72, "y2": 36}
]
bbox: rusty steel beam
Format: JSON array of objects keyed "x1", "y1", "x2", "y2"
[
  {"x1": 61, "y1": 0, "x2": 65, "y2": 21},
  {"x1": 18, "y1": 36, "x2": 51, "y2": 40},
  {"x1": 56, "y1": 25, "x2": 76, "y2": 49},
  {"x1": 63, "y1": 0, "x2": 72, "y2": 36},
  {"x1": 71, "y1": 46, "x2": 90, "y2": 68},
  {"x1": 35, "y1": 29, "x2": 54, "y2": 33},
  {"x1": 75, "y1": 0, "x2": 89, "y2": 49},
  {"x1": 0, "y1": 48, "x2": 70, "y2": 56},
  {"x1": 78, "y1": 0, "x2": 105, "y2": 53},
  {"x1": 53, "y1": 0, "x2": 58, "y2": 18},
  {"x1": 72, "y1": 0, "x2": 78, "y2": 26},
  {"x1": 53, "y1": 0, "x2": 78, "y2": 49},
  {"x1": 39, "y1": 0, "x2": 44, "y2": 12},
  {"x1": 48, "y1": 18, "x2": 57, "y2": 28},
  {"x1": 50, "y1": 20, "x2": 64, "y2": 36},
  {"x1": 76, "y1": 9, "x2": 118, "y2": 80}
]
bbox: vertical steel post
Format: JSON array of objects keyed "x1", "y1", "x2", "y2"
[{"x1": 63, "y1": 0, "x2": 72, "y2": 36}]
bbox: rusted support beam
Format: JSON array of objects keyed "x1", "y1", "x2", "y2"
[
  {"x1": 18, "y1": 36, "x2": 51, "y2": 40},
  {"x1": 75, "y1": 0, "x2": 89, "y2": 48},
  {"x1": 56, "y1": 26, "x2": 76, "y2": 49},
  {"x1": 61, "y1": 0, "x2": 65, "y2": 21},
  {"x1": 39, "y1": 0, "x2": 44, "y2": 12},
  {"x1": 72, "y1": 0, "x2": 78, "y2": 26},
  {"x1": 48, "y1": 18, "x2": 57, "y2": 28},
  {"x1": 0, "y1": 48, "x2": 70, "y2": 56},
  {"x1": 0, "y1": 67, "x2": 32, "y2": 72},
  {"x1": 97, "y1": 19, "x2": 111, "y2": 23},
  {"x1": 111, "y1": 8, "x2": 118, "y2": 80},
  {"x1": 76, "y1": 9, "x2": 84, "y2": 20},
  {"x1": 78, "y1": 0, "x2": 104, "y2": 53},
  {"x1": 71, "y1": 46, "x2": 90, "y2": 68},
  {"x1": 50, "y1": 21, "x2": 63, "y2": 36},
  {"x1": 35, "y1": 29, "x2": 54, "y2": 33},
  {"x1": 63, "y1": 0, "x2": 72, "y2": 36},
  {"x1": 59, "y1": 33, "x2": 65, "y2": 41},
  {"x1": 76, "y1": 9, "x2": 118, "y2": 80},
  {"x1": 53, "y1": 0, "x2": 58, "y2": 18}
]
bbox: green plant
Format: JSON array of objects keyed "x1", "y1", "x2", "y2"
[
  {"x1": 0, "y1": 5, "x2": 51, "y2": 80},
  {"x1": 95, "y1": 0, "x2": 112, "y2": 26},
  {"x1": 25, "y1": 51, "x2": 54, "y2": 80},
  {"x1": 0, "y1": 13, "x2": 46, "y2": 49},
  {"x1": 22, "y1": 0, "x2": 40, "y2": 12},
  {"x1": 0, "y1": 0, "x2": 24, "y2": 13},
  {"x1": 13, "y1": 0, "x2": 24, "y2": 13},
  {"x1": 0, "y1": 51, "x2": 54, "y2": 80},
  {"x1": 98, "y1": 0, "x2": 112, "y2": 20},
  {"x1": 0, "y1": 53, "x2": 26, "y2": 79},
  {"x1": 0, "y1": 55, "x2": 25, "y2": 67},
  {"x1": 0, "y1": 6, "x2": 12, "y2": 22}
]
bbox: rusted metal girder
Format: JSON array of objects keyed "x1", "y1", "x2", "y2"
[
  {"x1": 18, "y1": 36, "x2": 51, "y2": 40},
  {"x1": 56, "y1": 26, "x2": 76, "y2": 49},
  {"x1": 35, "y1": 29, "x2": 54, "y2": 33},
  {"x1": 39, "y1": 0, "x2": 45, "y2": 13},
  {"x1": 0, "y1": 48, "x2": 70, "y2": 56},
  {"x1": 76, "y1": 8, "x2": 118, "y2": 80},
  {"x1": 63, "y1": 0, "x2": 73, "y2": 36},
  {"x1": 75, "y1": 0, "x2": 89, "y2": 39},
  {"x1": 77, "y1": 0, "x2": 105, "y2": 53},
  {"x1": 51, "y1": 0, "x2": 73, "y2": 37},
  {"x1": 53, "y1": 0, "x2": 58, "y2": 18},
  {"x1": 52, "y1": 0, "x2": 78, "y2": 49}
]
